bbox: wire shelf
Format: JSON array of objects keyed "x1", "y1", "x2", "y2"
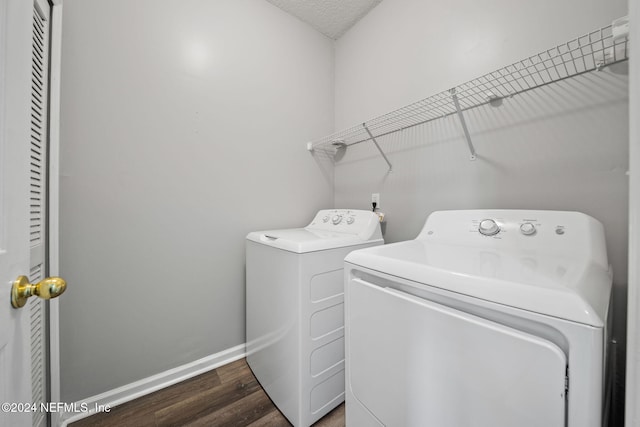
[{"x1": 308, "y1": 20, "x2": 630, "y2": 152}]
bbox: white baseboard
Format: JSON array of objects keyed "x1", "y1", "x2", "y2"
[{"x1": 58, "y1": 343, "x2": 246, "y2": 426}]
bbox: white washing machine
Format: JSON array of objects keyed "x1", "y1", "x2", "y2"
[
  {"x1": 246, "y1": 209, "x2": 383, "y2": 426},
  {"x1": 344, "y1": 210, "x2": 612, "y2": 427}
]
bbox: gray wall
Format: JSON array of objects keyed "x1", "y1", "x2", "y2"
[
  {"x1": 58, "y1": 0, "x2": 334, "y2": 402},
  {"x1": 333, "y1": 0, "x2": 628, "y2": 421}
]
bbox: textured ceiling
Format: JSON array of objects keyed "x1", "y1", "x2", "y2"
[{"x1": 265, "y1": 0, "x2": 383, "y2": 39}]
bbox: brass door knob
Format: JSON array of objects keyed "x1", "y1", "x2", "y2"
[{"x1": 11, "y1": 275, "x2": 67, "y2": 308}]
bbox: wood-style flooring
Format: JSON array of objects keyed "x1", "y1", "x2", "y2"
[{"x1": 70, "y1": 358, "x2": 345, "y2": 427}]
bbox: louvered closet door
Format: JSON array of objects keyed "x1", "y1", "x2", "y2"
[{"x1": 30, "y1": 1, "x2": 50, "y2": 426}]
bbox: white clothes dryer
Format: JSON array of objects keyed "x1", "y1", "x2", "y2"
[
  {"x1": 344, "y1": 210, "x2": 612, "y2": 427},
  {"x1": 246, "y1": 209, "x2": 383, "y2": 426}
]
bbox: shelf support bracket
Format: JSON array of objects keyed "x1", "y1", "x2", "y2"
[
  {"x1": 363, "y1": 124, "x2": 393, "y2": 172},
  {"x1": 450, "y1": 88, "x2": 477, "y2": 161}
]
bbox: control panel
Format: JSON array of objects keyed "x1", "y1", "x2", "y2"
[
  {"x1": 476, "y1": 218, "x2": 541, "y2": 237},
  {"x1": 470, "y1": 215, "x2": 556, "y2": 239},
  {"x1": 307, "y1": 209, "x2": 380, "y2": 236},
  {"x1": 415, "y1": 210, "x2": 608, "y2": 269}
]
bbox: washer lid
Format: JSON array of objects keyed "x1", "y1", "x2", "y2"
[
  {"x1": 247, "y1": 228, "x2": 380, "y2": 253},
  {"x1": 345, "y1": 240, "x2": 611, "y2": 327},
  {"x1": 247, "y1": 209, "x2": 383, "y2": 253}
]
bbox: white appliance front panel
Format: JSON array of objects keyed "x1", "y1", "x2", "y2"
[
  {"x1": 347, "y1": 278, "x2": 567, "y2": 427},
  {"x1": 246, "y1": 239, "x2": 383, "y2": 426}
]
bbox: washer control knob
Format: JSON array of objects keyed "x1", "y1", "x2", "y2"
[
  {"x1": 331, "y1": 215, "x2": 342, "y2": 225},
  {"x1": 520, "y1": 222, "x2": 536, "y2": 236},
  {"x1": 346, "y1": 216, "x2": 355, "y2": 225},
  {"x1": 322, "y1": 215, "x2": 330, "y2": 223},
  {"x1": 478, "y1": 219, "x2": 500, "y2": 236}
]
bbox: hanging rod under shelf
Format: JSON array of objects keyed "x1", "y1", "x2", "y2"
[{"x1": 307, "y1": 18, "x2": 630, "y2": 155}]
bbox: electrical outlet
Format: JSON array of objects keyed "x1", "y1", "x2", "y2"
[{"x1": 372, "y1": 193, "x2": 380, "y2": 205}]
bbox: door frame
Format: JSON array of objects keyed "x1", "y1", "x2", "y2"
[
  {"x1": 626, "y1": 1, "x2": 640, "y2": 425},
  {"x1": 48, "y1": 1, "x2": 63, "y2": 425}
]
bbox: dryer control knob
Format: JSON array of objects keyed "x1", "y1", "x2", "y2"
[
  {"x1": 322, "y1": 215, "x2": 329, "y2": 223},
  {"x1": 478, "y1": 219, "x2": 500, "y2": 236},
  {"x1": 346, "y1": 216, "x2": 355, "y2": 225},
  {"x1": 520, "y1": 222, "x2": 536, "y2": 236},
  {"x1": 332, "y1": 215, "x2": 342, "y2": 225}
]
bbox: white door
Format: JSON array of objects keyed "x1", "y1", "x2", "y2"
[
  {"x1": 0, "y1": 0, "x2": 38, "y2": 424},
  {"x1": 347, "y1": 278, "x2": 567, "y2": 427},
  {"x1": 1, "y1": 0, "x2": 59, "y2": 426}
]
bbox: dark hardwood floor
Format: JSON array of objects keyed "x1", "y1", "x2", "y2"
[{"x1": 70, "y1": 358, "x2": 345, "y2": 427}]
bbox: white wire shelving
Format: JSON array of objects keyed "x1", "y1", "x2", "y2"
[{"x1": 307, "y1": 18, "x2": 630, "y2": 169}]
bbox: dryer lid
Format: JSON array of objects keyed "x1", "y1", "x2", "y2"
[{"x1": 345, "y1": 210, "x2": 612, "y2": 327}]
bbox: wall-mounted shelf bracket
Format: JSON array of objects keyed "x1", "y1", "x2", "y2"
[
  {"x1": 363, "y1": 124, "x2": 393, "y2": 172},
  {"x1": 449, "y1": 88, "x2": 477, "y2": 161}
]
